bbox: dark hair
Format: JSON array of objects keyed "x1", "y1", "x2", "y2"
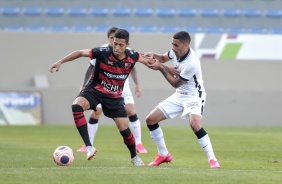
[
  {"x1": 107, "y1": 27, "x2": 119, "y2": 38},
  {"x1": 173, "y1": 31, "x2": 191, "y2": 44},
  {"x1": 114, "y1": 29, "x2": 129, "y2": 43}
]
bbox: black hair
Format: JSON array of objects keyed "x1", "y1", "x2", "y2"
[
  {"x1": 107, "y1": 27, "x2": 119, "y2": 38},
  {"x1": 114, "y1": 29, "x2": 129, "y2": 43},
  {"x1": 173, "y1": 31, "x2": 191, "y2": 44}
]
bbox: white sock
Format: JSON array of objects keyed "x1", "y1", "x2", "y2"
[
  {"x1": 129, "y1": 119, "x2": 141, "y2": 145},
  {"x1": 87, "y1": 123, "x2": 98, "y2": 146},
  {"x1": 150, "y1": 127, "x2": 168, "y2": 156},
  {"x1": 198, "y1": 134, "x2": 216, "y2": 161}
]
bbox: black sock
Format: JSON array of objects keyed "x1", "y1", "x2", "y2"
[
  {"x1": 72, "y1": 104, "x2": 91, "y2": 146},
  {"x1": 120, "y1": 128, "x2": 136, "y2": 158},
  {"x1": 195, "y1": 128, "x2": 207, "y2": 139}
]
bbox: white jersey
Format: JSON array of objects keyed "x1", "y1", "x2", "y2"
[
  {"x1": 158, "y1": 48, "x2": 206, "y2": 119},
  {"x1": 168, "y1": 48, "x2": 206, "y2": 98}
]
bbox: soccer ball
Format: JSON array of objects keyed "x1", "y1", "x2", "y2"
[{"x1": 53, "y1": 146, "x2": 74, "y2": 166}]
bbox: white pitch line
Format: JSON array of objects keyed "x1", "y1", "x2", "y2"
[{"x1": 0, "y1": 166, "x2": 281, "y2": 173}]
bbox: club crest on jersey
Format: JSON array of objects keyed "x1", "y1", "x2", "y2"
[
  {"x1": 124, "y1": 63, "x2": 131, "y2": 69},
  {"x1": 108, "y1": 61, "x2": 114, "y2": 65}
]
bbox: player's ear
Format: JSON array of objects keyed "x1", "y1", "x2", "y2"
[{"x1": 127, "y1": 42, "x2": 130, "y2": 47}]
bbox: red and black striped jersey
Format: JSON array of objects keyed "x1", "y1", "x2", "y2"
[{"x1": 87, "y1": 46, "x2": 139, "y2": 98}]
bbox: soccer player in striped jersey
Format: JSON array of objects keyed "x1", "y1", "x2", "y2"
[
  {"x1": 76, "y1": 27, "x2": 147, "y2": 154},
  {"x1": 49, "y1": 29, "x2": 156, "y2": 166}
]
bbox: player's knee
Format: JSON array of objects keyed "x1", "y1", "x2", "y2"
[
  {"x1": 125, "y1": 107, "x2": 135, "y2": 116},
  {"x1": 145, "y1": 115, "x2": 155, "y2": 125},
  {"x1": 72, "y1": 104, "x2": 84, "y2": 112},
  {"x1": 190, "y1": 120, "x2": 202, "y2": 132},
  {"x1": 189, "y1": 115, "x2": 202, "y2": 132}
]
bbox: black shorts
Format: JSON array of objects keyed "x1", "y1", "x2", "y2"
[{"x1": 78, "y1": 87, "x2": 127, "y2": 118}]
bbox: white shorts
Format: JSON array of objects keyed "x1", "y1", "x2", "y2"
[
  {"x1": 157, "y1": 92, "x2": 206, "y2": 120},
  {"x1": 122, "y1": 91, "x2": 134, "y2": 104},
  {"x1": 96, "y1": 91, "x2": 134, "y2": 109}
]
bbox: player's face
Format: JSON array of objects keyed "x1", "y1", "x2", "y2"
[
  {"x1": 107, "y1": 33, "x2": 115, "y2": 47},
  {"x1": 113, "y1": 38, "x2": 128, "y2": 58},
  {"x1": 171, "y1": 39, "x2": 189, "y2": 59}
]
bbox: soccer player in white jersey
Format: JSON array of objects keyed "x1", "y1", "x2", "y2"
[
  {"x1": 77, "y1": 27, "x2": 148, "y2": 154},
  {"x1": 144, "y1": 31, "x2": 220, "y2": 168}
]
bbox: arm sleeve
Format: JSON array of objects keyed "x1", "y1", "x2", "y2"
[{"x1": 168, "y1": 49, "x2": 174, "y2": 59}]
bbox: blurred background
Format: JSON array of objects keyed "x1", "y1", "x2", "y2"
[{"x1": 0, "y1": 0, "x2": 281, "y2": 126}]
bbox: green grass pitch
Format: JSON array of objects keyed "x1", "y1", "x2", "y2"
[{"x1": 0, "y1": 125, "x2": 281, "y2": 184}]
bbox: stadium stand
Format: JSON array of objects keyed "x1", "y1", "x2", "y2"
[
  {"x1": 137, "y1": 26, "x2": 159, "y2": 33},
  {"x1": 160, "y1": 26, "x2": 181, "y2": 33},
  {"x1": 45, "y1": 7, "x2": 65, "y2": 16},
  {"x1": 133, "y1": 8, "x2": 153, "y2": 17},
  {"x1": 263, "y1": 9, "x2": 282, "y2": 28},
  {"x1": 117, "y1": 25, "x2": 136, "y2": 32},
  {"x1": 183, "y1": 26, "x2": 203, "y2": 33},
  {"x1": 0, "y1": 0, "x2": 282, "y2": 33},
  {"x1": 178, "y1": 9, "x2": 197, "y2": 17},
  {"x1": 204, "y1": 27, "x2": 225, "y2": 34},
  {"x1": 112, "y1": 8, "x2": 131, "y2": 16},
  {"x1": 25, "y1": 26, "x2": 46, "y2": 32},
  {"x1": 156, "y1": 8, "x2": 176, "y2": 17},
  {"x1": 71, "y1": 25, "x2": 93, "y2": 32},
  {"x1": 269, "y1": 28, "x2": 282, "y2": 34},
  {"x1": 1, "y1": 7, "x2": 20, "y2": 16},
  {"x1": 3, "y1": 26, "x2": 24, "y2": 32},
  {"x1": 67, "y1": 8, "x2": 87, "y2": 17},
  {"x1": 89, "y1": 8, "x2": 109, "y2": 17},
  {"x1": 47, "y1": 25, "x2": 69, "y2": 32},
  {"x1": 247, "y1": 28, "x2": 268, "y2": 34},
  {"x1": 22, "y1": 7, "x2": 42, "y2": 16},
  {"x1": 93, "y1": 25, "x2": 110, "y2": 32},
  {"x1": 226, "y1": 27, "x2": 246, "y2": 34}
]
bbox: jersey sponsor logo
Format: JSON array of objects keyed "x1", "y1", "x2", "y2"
[
  {"x1": 101, "y1": 80, "x2": 121, "y2": 92},
  {"x1": 103, "y1": 71, "x2": 128, "y2": 80}
]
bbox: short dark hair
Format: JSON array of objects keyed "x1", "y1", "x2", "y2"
[
  {"x1": 173, "y1": 31, "x2": 191, "y2": 44},
  {"x1": 114, "y1": 29, "x2": 129, "y2": 43},
  {"x1": 107, "y1": 27, "x2": 119, "y2": 38}
]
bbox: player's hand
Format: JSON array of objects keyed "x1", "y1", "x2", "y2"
[
  {"x1": 135, "y1": 85, "x2": 142, "y2": 98},
  {"x1": 143, "y1": 52, "x2": 154, "y2": 60},
  {"x1": 147, "y1": 59, "x2": 161, "y2": 70},
  {"x1": 49, "y1": 62, "x2": 61, "y2": 73},
  {"x1": 168, "y1": 66, "x2": 180, "y2": 76}
]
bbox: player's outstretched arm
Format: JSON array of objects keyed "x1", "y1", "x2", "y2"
[
  {"x1": 138, "y1": 54, "x2": 158, "y2": 66},
  {"x1": 49, "y1": 49, "x2": 90, "y2": 73},
  {"x1": 143, "y1": 52, "x2": 170, "y2": 63}
]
